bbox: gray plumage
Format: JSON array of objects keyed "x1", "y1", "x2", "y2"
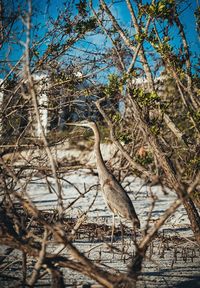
[
  {"x1": 100, "y1": 175, "x2": 140, "y2": 228},
  {"x1": 67, "y1": 120, "x2": 140, "y2": 229}
]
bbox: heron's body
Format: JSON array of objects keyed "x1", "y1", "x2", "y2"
[
  {"x1": 68, "y1": 121, "x2": 140, "y2": 229},
  {"x1": 101, "y1": 175, "x2": 140, "y2": 226}
]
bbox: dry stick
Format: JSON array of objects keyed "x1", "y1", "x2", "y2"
[
  {"x1": 1, "y1": 33, "x2": 46, "y2": 97},
  {"x1": 64, "y1": 184, "x2": 97, "y2": 211},
  {"x1": 24, "y1": 2, "x2": 63, "y2": 216},
  {"x1": 127, "y1": 38, "x2": 191, "y2": 145},
  {"x1": 1, "y1": 235, "x2": 127, "y2": 288},
  {"x1": 76, "y1": 65, "x2": 110, "y2": 82},
  {"x1": 69, "y1": 189, "x2": 98, "y2": 237},
  {"x1": 167, "y1": 69, "x2": 200, "y2": 136},
  {"x1": 27, "y1": 229, "x2": 48, "y2": 287},
  {"x1": 3, "y1": 171, "x2": 199, "y2": 287},
  {"x1": 124, "y1": 7, "x2": 194, "y2": 146},
  {"x1": 0, "y1": 56, "x2": 24, "y2": 87},
  {"x1": 128, "y1": 171, "x2": 200, "y2": 277},
  {"x1": 49, "y1": 266, "x2": 65, "y2": 288},
  {"x1": 126, "y1": 14, "x2": 151, "y2": 74},
  {"x1": 46, "y1": 227, "x2": 132, "y2": 288},
  {"x1": 176, "y1": 79, "x2": 200, "y2": 135},
  {"x1": 127, "y1": 42, "x2": 142, "y2": 75},
  {"x1": 0, "y1": 158, "x2": 131, "y2": 288},
  {"x1": 162, "y1": 113, "x2": 188, "y2": 146},
  {"x1": 126, "y1": 86, "x2": 200, "y2": 243},
  {"x1": 0, "y1": 248, "x2": 14, "y2": 265},
  {"x1": 153, "y1": 24, "x2": 200, "y2": 135},
  {"x1": 36, "y1": 31, "x2": 85, "y2": 69},
  {"x1": 125, "y1": 0, "x2": 154, "y2": 88},
  {"x1": 174, "y1": 13, "x2": 200, "y2": 109},
  {"x1": 89, "y1": 0, "x2": 125, "y2": 71},
  {"x1": 2, "y1": 163, "x2": 84, "y2": 173},
  {"x1": 50, "y1": 67, "x2": 107, "y2": 88},
  {"x1": 2, "y1": 6, "x2": 87, "y2": 122},
  {"x1": 1, "y1": 197, "x2": 134, "y2": 288},
  {"x1": 70, "y1": 215, "x2": 87, "y2": 236},
  {"x1": 0, "y1": 157, "x2": 30, "y2": 198},
  {"x1": 21, "y1": 216, "x2": 27, "y2": 286},
  {"x1": 143, "y1": 187, "x2": 157, "y2": 236},
  {"x1": 99, "y1": 0, "x2": 136, "y2": 52},
  {"x1": 0, "y1": 228, "x2": 84, "y2": 284},
  {"x1": 100, "y1": 0, "x2": 153, "y2": 88}
]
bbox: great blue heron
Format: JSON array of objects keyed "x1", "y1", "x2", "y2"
[{"x1": 67, "y1": 121, "x2": 140, "y2": 242}]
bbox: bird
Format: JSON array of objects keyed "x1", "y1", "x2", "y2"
[{"x1": 67, "y1": 120, "x2": 140, "y2": 242}]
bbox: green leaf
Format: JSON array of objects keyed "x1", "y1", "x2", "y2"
[{"x1": 158, "y1": 2, "x2": 165, "y2": 13}]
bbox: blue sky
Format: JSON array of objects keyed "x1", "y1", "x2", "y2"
[
  {"x1": 0, "y1": 0, "x2": 199, "y2": 78},
  {"x1": 179, "y1": 1, "x2": 199, "y2": 54}
]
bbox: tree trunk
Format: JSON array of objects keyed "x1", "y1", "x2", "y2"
[{"x1": 127, "y1": 89, "x2": 200, "y2": 244}]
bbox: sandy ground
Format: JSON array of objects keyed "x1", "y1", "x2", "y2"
[{"x1": 1, "y1": 144, "x2": 200, "y2": 287}]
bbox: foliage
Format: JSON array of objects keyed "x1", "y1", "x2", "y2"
[
  {"x1": 136, "y1": 152, "x2": 154, "y2": 167},
  {"x1": 132, "y1": 88, "x2": 160, "y2": 108},
  {"x1": 138, "y1": 0, "x2": 175, "y2": 26},
  {"x1": 194, "y1": 7, "x2": 200, "y2": 37},
  {"x1": 104, "y1": 74, "x2": 121, "y2": 97}
]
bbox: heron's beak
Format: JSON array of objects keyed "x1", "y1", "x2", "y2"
[
  {"x1": 66, "y1": 122, "x2": 81, "y2": 126},
  {"x1": 66, "y1": 122, "x2": 85, "y2": 128},
  {"x1": 66, "y1": 123, "x2": 75, "y2": 126}
]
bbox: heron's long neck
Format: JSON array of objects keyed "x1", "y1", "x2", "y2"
[{"x1": 92, "y1": 123, "x2": 109, "y2": 176}]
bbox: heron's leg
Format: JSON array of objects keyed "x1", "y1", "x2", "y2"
[
  {"x1": 111, "y1": 214, "x2": 115, "y2": 244},
  {"x1": 119, "y1": 219, "x2": 124, "y2": 247},
  {"x1": 132, "y1": 224, "x2": 137, "y2": 243}
]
